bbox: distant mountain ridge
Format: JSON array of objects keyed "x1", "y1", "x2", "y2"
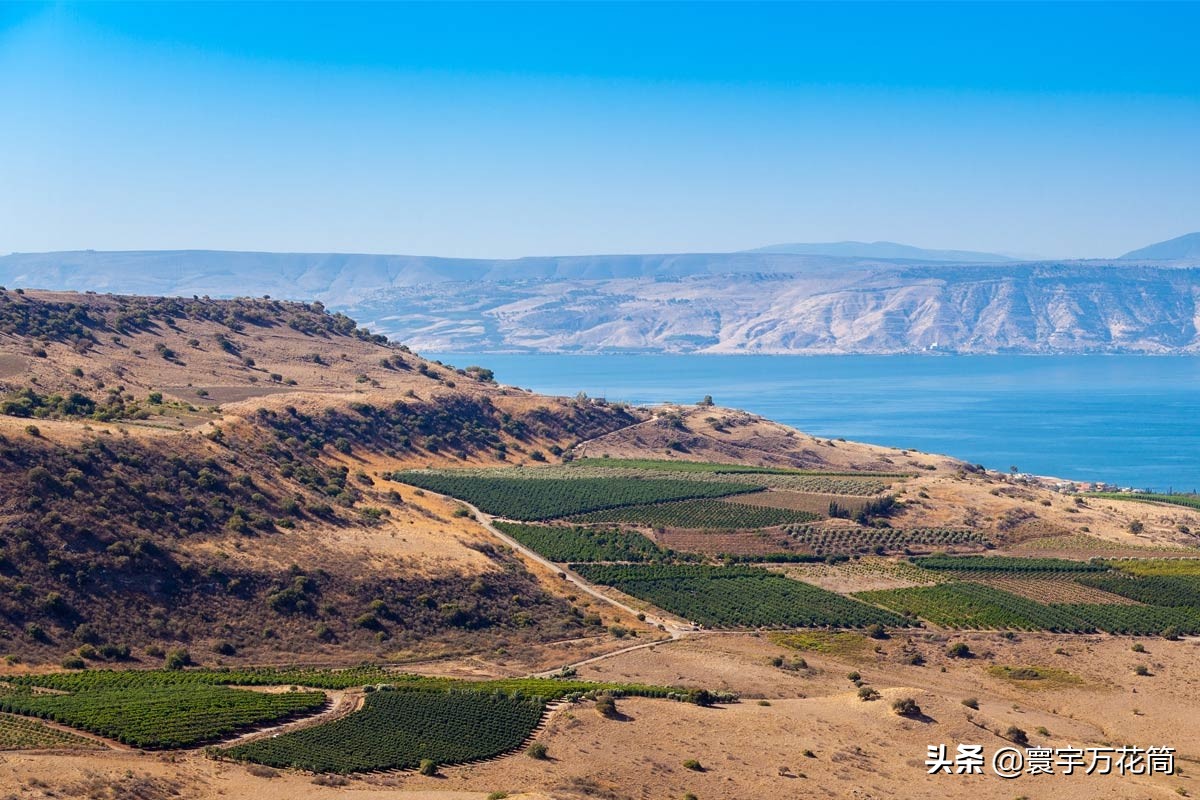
[
  {"x1": 1120, "y1": 232, "x2": 1200, "y2": 261},
  {"x1": 744, "y1": 240, "x2": 1013, "y2": 263},
  {"x1": 2, "y1": 232, "x2": 1199, "y2": 354}
]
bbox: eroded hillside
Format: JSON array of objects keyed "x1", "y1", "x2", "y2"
[{"x1": 0, "y1": 290, "x2": 645, "y2": 668}]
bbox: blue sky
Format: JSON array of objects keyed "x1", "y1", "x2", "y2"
[{"x1": 1, "y1": 2, "x2": 1197, "y2": 259}]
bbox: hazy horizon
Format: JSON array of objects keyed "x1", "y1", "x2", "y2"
[{"x1": 3, "y1": 2, "x2": 1198, "y2": 259}]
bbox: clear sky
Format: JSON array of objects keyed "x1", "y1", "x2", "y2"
[{"x1": 2, "y1": 1, "x2": 1197, "y2": 259}]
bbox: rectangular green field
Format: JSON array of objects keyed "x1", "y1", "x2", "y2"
[
  {"x1": 571, "y1": 498, "x2": 819, "y2": 529},
  {"x1": 569, "y1": 458, "x2": 911, "y2": 478},
  {"x1": 573, "y1": 564, "x2": 910, "y2": 629},
  {"x1": 855, "y1": 582, "x2": 1095, "y2": 632},
  {"x1": 911, "y1": 555, "x2": 1106, "y2": 573},
  {"x1": 388, "y1": 471, "x2": 759, "y2": 520},
  {"x1": 493, "y1": 521, "x2": 670, "y2": 562}
]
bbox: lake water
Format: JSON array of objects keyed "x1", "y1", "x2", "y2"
[{"x1": 424, "y1": 353, "x2": 1200, "y2": 492}]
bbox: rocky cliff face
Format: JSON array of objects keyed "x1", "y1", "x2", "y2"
[
  {"x1": 351, "y1": 264, "x2": 1200, "y2": 354},
  {"x1": 4, "y1": 250, "x2": 1199, "y2": 354}
]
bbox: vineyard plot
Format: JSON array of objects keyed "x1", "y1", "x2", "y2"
[
  {"x1": 1105, "y1": 559, "x2": 1200, "y2": 577},
  {"x1": 568, "y1": 458, "x2": 911, "y2": 479},
  {"x1": 0, "y1": 712, "x2": 104, "y2": 750},
  {"x1": 1087, "y1": 492, "x2": 1200, "y2": 511},
  {"x1": 1075, "y1": 574, "x2": 1200, "y2": 608},
  {"x1": 970, "y1": 576, "x2": 1142, "y2": 605},
  {"x1": 8, "y1": 669, "x2": 698, "y2": 704},
  {"x1": 224, "y1": 689, "x2": 546, "y2": 773},
  {"x1": 0, "y1": 684, "x2": 326, "y2": 748},
  {"x1": 388, "y1": 471, "x2": 757, "y2": 520},
  {"x1": 911, "y1": 556, "x2": 1106, "y2": 573},
  {"x1": 787, "y1": 525, "x2": 989, "y2": 555},
  {"x1": 1051, "y1": 604, "x2": 1200, "y2": 635},
  {"x1": 573, "y1": 564, "x2": 909, "y2": 629},
  {"x1": 493, "y1": 522, "x2": 669, "y2": 562},
  {"x1": 855, "y1": 583, "x2": 1096, "y2": 632},
  {"x1": 572, "y1": 498, "x2": 819, "y2": 529}
]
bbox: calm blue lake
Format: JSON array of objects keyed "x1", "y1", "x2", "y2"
[{"x1": 425, "y1": 354, "x2": 1200, "y2": 492}]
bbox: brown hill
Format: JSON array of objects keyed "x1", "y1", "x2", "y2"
[{"x1": 0, "y1": 290, "x2": 643, "y2": 668}]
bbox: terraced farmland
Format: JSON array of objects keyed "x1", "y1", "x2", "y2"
[
  {"x1": 786, "y1": 525, "x2": 989, "y2": 555},
  {"x1": 573, "y1": 564, "x2": 910, "y2": 629},
  {"x1": 572, "y1": 498, "x2": 819, "y2": 529},
  {"x1": 494, "y1": 522, "x2": 670, "y2": 562},
  {"x1": 224, "y1": 688, "x2": 546, "y2": 773},
  {"x1": 388, "y1": 471, "x2": 757, "y2": 520}
]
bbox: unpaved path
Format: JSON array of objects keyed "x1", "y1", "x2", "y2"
[{"x1": 221, "y1": 689, "x2": 362, "y2": 746}]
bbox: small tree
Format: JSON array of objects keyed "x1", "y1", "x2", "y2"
[
  {"x1": 946, "y1": 642, "x2": 972, "y2": 659},
  {"x1": 594, "y1": 693, "x2": 618, "y2": 718},
  {"x1": 164, "y1": 648, "x2": 191, "y2": 670},
  {"x1": 892, "y1": 697, "x2": 921, "y2": 718},
  {"x1": 1005, "y1": 725, "x2": 1029, "y2": 745}
]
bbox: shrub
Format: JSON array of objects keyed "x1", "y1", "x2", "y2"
[
  {"x1": 1005, "y1": 725, "x2": 1029, "y2": 745},
  {"x1": 857, "y1": 686, "x2": 881, "y2": 701},
  {"x1": 866, "y1": 623, "x2": 888, "y2": 640},
  {"x1": 683, "y1": 759, "x2": 704, "y2": 771},
  {"x1": 594, "y1": 693, "x2": 618, "y2": 718},
  {"x1": 1134, "y1": 664, "x2": 1151, "y2": 676},
  {"x1": 892, "y1": 697, "x2": 921, "y2": 718},
  {"x1": 527, "y1": 742, "x2": 548, "y2": 760},
  {"x1": 962, "y1": 697, "x2": 979, "y2": 709},
  {"x1": 946, "y1": 642, "x2": 973, "y2": 659},
  {"x1": 61, "y1": 655, "x2": 86, "y2": 670},
  {"x1": 418, "y1": 758, "x2": 438, "y2": 776},
  {"x1": 164, "y1": 647, "x2": 192, "y2": 670},
  {"x1": 24, "y1": 424, "x2": 40, "y2": 437}
]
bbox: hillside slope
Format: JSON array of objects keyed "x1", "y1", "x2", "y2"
[
  {"x1": 0, "y1": 290, "x2": 644, "y2": 667},
  {"x1": 1120, "y1": 231, "x2": 1200, "y2": 261}
]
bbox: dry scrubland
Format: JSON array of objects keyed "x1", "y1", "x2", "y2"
[{"x1": 1, "y1": 290, "x2": 1198, "y2": 799}]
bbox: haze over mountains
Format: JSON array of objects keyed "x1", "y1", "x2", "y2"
[
  {"x1": 2, "y1": 234, "x2": 1199, "y2": 355},
  {"x1": 743, "y1": 241, "x2": 1014, "y2": 262}
]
